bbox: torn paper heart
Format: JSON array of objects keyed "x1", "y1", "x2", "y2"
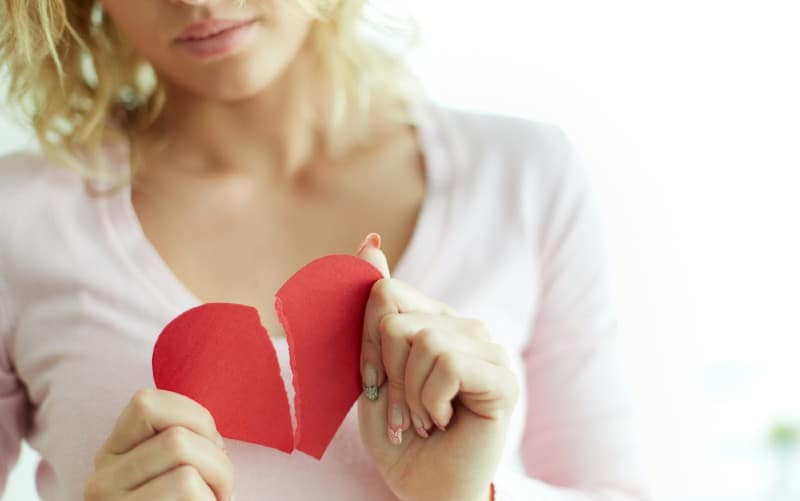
[
  {"x1": 275, "y1": 254, "x2": 384, "y2": 458},
  {"x1": 152, "y1": 254, "x2": 383, "y2": 459},
  {"x1": 151, "y1": 302, "x2": 294, "y2": 452}
]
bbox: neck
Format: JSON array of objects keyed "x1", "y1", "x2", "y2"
[{"x1": 131, "y1": 47, "x2": 363, "y2": 183}]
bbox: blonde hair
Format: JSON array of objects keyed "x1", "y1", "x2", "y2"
[{"x1": 0, "y1": 0, "x2": 419, "y2": 181}]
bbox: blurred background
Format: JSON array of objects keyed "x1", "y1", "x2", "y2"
[{"x1": 2, "y1": 0, "x2": 799, "y2": 500}]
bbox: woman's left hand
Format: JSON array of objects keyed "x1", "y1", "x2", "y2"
[{"x1": 355, "y1": 235, "x2": 520, "y2": 501}]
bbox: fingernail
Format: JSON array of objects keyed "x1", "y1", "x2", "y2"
[
  {"x1": 367, "y1": 233, "x2": 381, "y2": 250},
  {"x1": 388, "y1": 403, "x2": 404, "y2": 445},
  {"x1": 387, "y1": 426, "x2": 403, "y2": 445},
  {"x1": 357, "y1": 233, "x2": 382, "y2": 254},
  {"x1": 433, "y1": 417, "x2": 446, "y2": 432},
  {"x1": 363, "y1": 365, "x2": 378, "y2": 401},
  {"x1": 411, "y1": 413, "x2": 429, "y2": 439}
]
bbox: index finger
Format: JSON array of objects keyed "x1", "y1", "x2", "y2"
[
  {"x1": 356, "y1": 233, "x2": 391, "y2": 279},
  {"x1": 359, "y1": 278, "x2": 455, "y2": 397},
  {"x1": 100, "y1": 388, "x2": 223, "y2": 458}
]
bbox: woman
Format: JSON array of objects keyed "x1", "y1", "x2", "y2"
[{"x1": 0, "y1": 0, "x2": 649, "y2": 500}]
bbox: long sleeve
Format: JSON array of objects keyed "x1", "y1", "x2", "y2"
[
  {"x1": 493, "y1": 129, "x2": 650, "y2": 500},
  {"x1": 0, "y1": 259, "x2": 29, "y2": 497},
  {"x1": 0, "y1": 159, "x2": 30, "y2": 496}
]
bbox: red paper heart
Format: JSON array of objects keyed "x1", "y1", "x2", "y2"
[
  {"x1": 275, "y1": 254, "x2": 383, "y2": 458},
  {"x1": 152, "y1": 302, "x2": 294, "y2": 453},
  {"x1": 152, "y1": 255, "x2": 383, "y2": 459}
]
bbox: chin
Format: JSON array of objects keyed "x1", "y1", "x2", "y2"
[
  {"x1": 166, "y1": 53, "x2": 289, "y2": 103},
  {"x1": 199, "y1": 70, "x2": 279, "y2": 103}
]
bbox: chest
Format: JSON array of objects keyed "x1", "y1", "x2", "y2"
[{"x1": 131, "y1": 162, "x2": 424, "y2": 338}]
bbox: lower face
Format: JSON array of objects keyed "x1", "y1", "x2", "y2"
[{"x1": 99, "y1": 0, "x2": 315, "y2": 101}]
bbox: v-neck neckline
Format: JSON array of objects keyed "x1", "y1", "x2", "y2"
[{"x1": 98, "y1": 99, "x2": 451, "y2": 319}]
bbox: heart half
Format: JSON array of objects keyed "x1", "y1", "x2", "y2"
[
  {"x1": 152, "y1": 302, "x2": 294, "y2": 453},
  {"x1": 152, "y1": 254, "x2": 384, "y2": 459}
]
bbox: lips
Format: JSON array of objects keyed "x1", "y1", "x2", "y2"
[{"x1": 174, "y1": 18, "x2": 257, "y2": 43}]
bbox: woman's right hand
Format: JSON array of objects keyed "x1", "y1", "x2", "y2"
[{"x1": 84, "y1": 388, "x2": 235, "y2": 501}]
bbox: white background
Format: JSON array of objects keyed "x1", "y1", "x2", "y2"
[{"x1": 2, "y1": 1, "x2": 799, "y2": 500}]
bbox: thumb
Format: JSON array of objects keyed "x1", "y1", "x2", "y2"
[{"x1": 355, "y1": 233, "x2": 391, "y2": 278}]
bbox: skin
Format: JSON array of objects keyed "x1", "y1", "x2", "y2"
[
  {"x1": 86, "y1": 1, "x2": 519, "y2": 500},
  {"x1": 356, "y1": 240, "x2": 519, "y2": 501}
]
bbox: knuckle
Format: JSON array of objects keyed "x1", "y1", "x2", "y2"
[
  {"x1": 173, "y1": 465, "x2": 204, "y2": 496},
  {"x1": 162, "y1": 426, "x2": 192, "y2": 458},
  {"x1": 387, "y1": 377, "x2": 405, "y2": 394},
  {"x1": 130, "y1": 388, "x2": 157, "y2": 418},
  {"x1": 465, "y1": 318, "x2": 491, "y2": 340},
  {"x1": 378, "y1": 313, "x2": 402, "y2": 340},
  {"x1": 438, "y1": 352, "x2": 461, "y2": 380},
  {"x1": 415, "y1": 328, "x2": 442, "y2": 354},
  {"x1": 371, "y1": 278, "x2": 394, "y2": 301}
]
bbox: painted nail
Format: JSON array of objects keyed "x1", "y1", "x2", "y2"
[
  {"x1": 388, "y1": 403, "x2": 404, "y2": 445},
  {"x1": 411, "y1": 413, "x2": 429, "y2": 439},
  {"x1": 366, "y1": 233, "x2": 382, "y2": 250},
  {"x1": 357, "y1": 233, "x2": 382, "y2": 254},
  {"x1": 363, "y1": 365, "x2": 378, "y2": 401},
  {"x1": 388, "y1": 426, "x2": 402, "y2": 445}
]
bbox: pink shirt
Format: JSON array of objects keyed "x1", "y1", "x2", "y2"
[{"x1": 0, "y1": 101, "x2": 650, "y2": 500}]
